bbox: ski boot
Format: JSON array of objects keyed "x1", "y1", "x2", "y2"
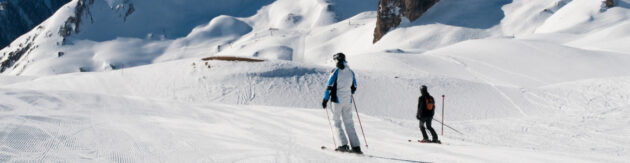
[
  {"x1": 351, "y1": 146, "x2": 363, "y2": 154},
  {"x1": 335, "y1": 145, "x2": 350, "y2": 152},
  {"x1": 420, "y1": 139, "x2": 431, "y2": 143},
  {"x1": 432, "y1": 139, "x2": 441, "y2": 144}
]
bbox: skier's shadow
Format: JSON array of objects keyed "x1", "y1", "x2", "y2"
[{"x1": 366, "y1": 154, "x2": 430, "y2": 163}]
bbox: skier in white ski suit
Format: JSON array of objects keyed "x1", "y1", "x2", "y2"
[{"x1": 322, "y1": 53, "x2": 362, "y2": 154}]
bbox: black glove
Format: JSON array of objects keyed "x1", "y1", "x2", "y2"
[
  {"x1": 322, "y1": 99, "x2": 328, "y2": 109},
  {"x1": 351, "y1": 86, "x2": 356, "y2": 94}
]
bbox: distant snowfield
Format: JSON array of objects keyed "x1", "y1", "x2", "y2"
[{"x1": 2, "y1": 0, "x2": 630, "y2": 162}]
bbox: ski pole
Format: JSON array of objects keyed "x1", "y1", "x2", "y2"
[
  {"x1": 324, "y1": 102, "x2": 337, "y2": 148},
  {"x1": 351, "y1": 95, "x2": 369, "y2": 148},
  {"x1": 432, "y1": 119, "x2": 464, "y2": 135},
  {"x1": 442, "y1": 94, "x2": 445, "y2": 136}
]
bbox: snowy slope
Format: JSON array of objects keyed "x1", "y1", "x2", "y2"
[
  {"x1": 1, "y1": 0, "x2": 630, "y2": 162},
  {"x1": 0, "y1": 87, "x2": 626, "y2": 162},
  {"x1": 4, "y1": 50, "x2": 630, "y2": 162}
]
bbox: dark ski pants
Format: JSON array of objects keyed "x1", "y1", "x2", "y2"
[{"x1": 419, "y1": 117, "x2": 438, "y2": 140}]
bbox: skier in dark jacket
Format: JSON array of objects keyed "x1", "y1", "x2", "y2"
[{"x1": 416, "y1": 85, "x2": 440, "y2": 143}]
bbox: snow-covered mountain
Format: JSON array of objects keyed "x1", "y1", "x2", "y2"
[
  {"x1": 0, "y1": 0, "x2": 70, "y2": 48},
  {"x1": 0, "y1": 0, "x2": 281, "y2": 74},
  {"x1": 1, "y1": 0, "x2": 630, "y2": 162}
]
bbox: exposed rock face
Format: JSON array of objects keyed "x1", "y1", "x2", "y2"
[
  {"x1": 58, "y1": 0, "x2": 134, "y2": 39},
  {"x1": 373, "y1": 0, "x2": 439, "y2": 43},
  {"x1": 0, "y1": 0, "x2": 70, "y2": 48},
  {"x1": 59, "y1": 0, "x2": 94, "y2": 41},
  {"x1": 0, "y1": 40, "x2": 33, "y2": 73}
]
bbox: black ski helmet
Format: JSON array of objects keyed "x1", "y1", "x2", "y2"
[
  {"x1": 334, "y1": 53, "x2": 346, "y2": 61},
  {"x1": 420, "y1": 85, "x2": 428, "y2": 94}
]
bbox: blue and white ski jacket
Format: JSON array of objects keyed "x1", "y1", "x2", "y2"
[{"x1": 323, "y1": 65, "x2": 357, "y2": 104}]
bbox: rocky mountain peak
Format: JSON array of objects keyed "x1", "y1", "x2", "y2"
[{"x1": 373, "y1": 0, "x2": 439, "y2": 43}]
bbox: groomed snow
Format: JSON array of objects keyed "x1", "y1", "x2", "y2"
[{"x1": 0, "y1": 87, "x2": 626, "y2": 162}]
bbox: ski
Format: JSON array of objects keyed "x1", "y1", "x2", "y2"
[
  {"x1": 408, "y1": 139, "x2": 442, "y2": 144},
  {"x1": 320, "y1": 146, "x2": 365, "y2": 155}
]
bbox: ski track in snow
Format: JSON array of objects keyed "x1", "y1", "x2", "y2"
[{"x1": 442, "y1": 55, "x2": 528, "y2": 117}]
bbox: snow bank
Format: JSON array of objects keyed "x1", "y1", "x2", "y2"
[
  {"x1": 253, "y1": 46, "x2": 293, "y2": 60},
  {"x1": 156, "y1": 16, "x2": 253, "y2": 62},
  {"x1": 536, "y1": 0, "x2": 604, "y2": 33}
]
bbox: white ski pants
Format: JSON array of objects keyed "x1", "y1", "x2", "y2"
[{"x1": 331, "y1": 102, "x2": 360, "y2": 147}]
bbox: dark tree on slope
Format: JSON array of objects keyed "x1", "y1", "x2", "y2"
[
  {"x1": 0, "y1": 0, "x2": 71, "y2": 49},
  {"x1": 373, "y1": 0, "x2": 439, "y2": 43},
  {"x1": 604, "y1": 0, "x2": 615, "y2": 8}
]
